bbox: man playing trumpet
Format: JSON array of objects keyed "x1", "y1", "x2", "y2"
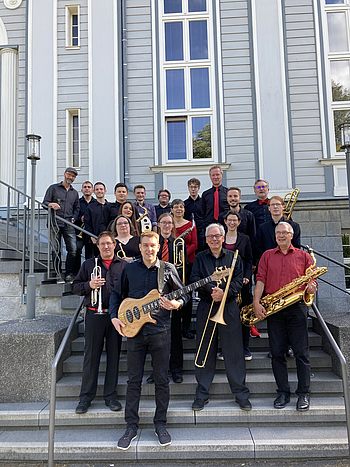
[
  {"x1": 190, "y1": 223, "x2": 251, "y2": 412},
  {"x1": 72, "y1": 231, "x2": 125, "y2": 414},
  {"x1": 253, "y1": 222, "x2": 317, "y2": 411}
]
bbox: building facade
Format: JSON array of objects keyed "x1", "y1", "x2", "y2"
[{"x1": 0, "y1": 0, "x2": 348, "y2": 201}]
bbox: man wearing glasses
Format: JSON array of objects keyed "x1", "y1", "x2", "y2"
[
  {"x1": 244, "y1": 179, "x2": 271, "y2": 227},
  {"x1": 253, "y1": 222, "x2": 316, "y2": 412},
  {"x1": 190, "y1": 223, "x2": 251, "y2": 412},
  {"x1": 254, "y1": 195, "x2": 301, "y2": 267}
]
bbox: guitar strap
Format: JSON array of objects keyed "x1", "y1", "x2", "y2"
[{"x1": 158, "y1": 260, "x2": 165, "y2": 295}]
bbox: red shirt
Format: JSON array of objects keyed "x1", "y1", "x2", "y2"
[
  {"x1": 102, "y1": 259, "x2": 113, "y2": 270},
  {"x1": 175, "y1": 221, "x2": 198, "y2": 263},
  {"x1": 256, "y1": 245, "x2": 313, "y2": 295}
]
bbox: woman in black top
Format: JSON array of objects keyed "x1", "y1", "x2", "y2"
[{"x1": 110, "y1": 215, "x2": 140, "y2": 262}]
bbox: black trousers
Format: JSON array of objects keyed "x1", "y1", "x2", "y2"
[
  {"x1": 267, "y1": 302, "x2": 310, "y2": 396},
  {"x1": 79, "y1": 310, "x2": 122, "y2": 403},
  {"x1": 195, "y1": 300, "x2": 250, "y2": 402},
  {"x1": 125, "y1": 330, "x2": 171, "y2": 428},
  {"x1": 169, "y1": 311, "x2": 183, "y2": 375}
]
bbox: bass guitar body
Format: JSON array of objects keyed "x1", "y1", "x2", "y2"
[{"x1": 118, "y1": 289, "x2": 160, "y2": 338}]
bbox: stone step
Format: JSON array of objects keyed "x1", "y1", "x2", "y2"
[
  {"x1": 70, "y1": 331, "x2": 323, "y2": 353},
  {"x1": 56, "y1": 371, "x2": 343, "y2": 399},
  {"x1": 63, "y1": 349, "x2": 333, "y2": 374},
  {"x1": 0, "y1": 425, "x2": 347, "y2": 463},
  {"x1": 0, "y1": 396, "x2": 345, "y2": 430}
]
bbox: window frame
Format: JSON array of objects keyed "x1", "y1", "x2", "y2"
[
  {"x1": 324, "y1": 0, "x2": 350, "y2": 155},
  {"x1": 65, "y1": 5, "x2": 80, "y2": 49},
  {"x1": 158, "y1": 0, "x2": 218, "y2": 165},
  {"x1": 66, "y1": 108, "x2": 81, "y2": 169}
]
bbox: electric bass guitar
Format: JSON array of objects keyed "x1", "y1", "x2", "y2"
[{"x1": 118, "y1": 267, "x2": 230, "y2": 338}]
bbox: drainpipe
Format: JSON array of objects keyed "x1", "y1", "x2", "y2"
[{"x1": 119, "y1": 0, "x2": 129, "y2": 186}]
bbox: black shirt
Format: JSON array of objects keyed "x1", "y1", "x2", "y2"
[
  {"x1": 219, "y1": 205, "x2": 256, "y2": 245},
  {"x1": 84, "y1": 201, "x2": 112, "y2": 236},
  {"x1": 184, "y1": 195, "x2": 202, "y2": 225},
  {"x1": 72, "y1": 255, "x2": 125, "y2": 309},
  {"x1": 109, "y1": 258, "x2": 189, "y2": 334},
  {"x1": 155, "y1": 204, "x2": 171, "y2": 220},
  {"x1": 115, "y1": 236, "x2": 140, "y2": 259},
  {"x1": 190, "y1": 248, "x2": 243, "y2": 304},
  {"x1": 244, "y1": 199, "x2": 271, "y2": 227},
  {"x1": 43, "y1": 182, "x2": 80, "y2": 227},
  {"x1": 77, "y1": 196, "x2": 96, "y2": 227},
  {"x1": 201, "y1": 185, "x2": 229, "y2": 227}
]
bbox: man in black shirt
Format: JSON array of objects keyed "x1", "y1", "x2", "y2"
[
  {"x1": 191, "y1": 223, "x2": 251, "y2": 412},
  {"x1": 73, "y1": 231, "x2": 124, "y2": 414},
  {"x1": 110, "y1": 182, "x2": 129, "y2": 220},
  {"x1": 110, "y1": 231, "x2": 189, "y2": 450},
  {"x1": 184, "y1": 177, "x2": 203, "y2": 249},
  {"x1": 154, "y1": 189, "x2": 172, "y2": 220},
  {"x1": 76, "y1": 181, "x2": 96, "y2": 268},
  {"x1": 201, "y1": 166, "x2": 229, "y2": 227},
  {"x1": 244, "y1": 179, "x2": 271, "y2": 228},
  {"x1": 84, "y1": 182, "x2": 112, "y2": 254},
  {"x1": 43, "y1": 167, "x2": 80, "y2": 282},
  {"x1": 219, "y1": 187, "x2": 256, "y2": 245}
]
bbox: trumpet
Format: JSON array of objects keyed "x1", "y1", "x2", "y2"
[
  {"x1": 173, "y1": 236, "x2": 186, "y2": 283},
  {"x1": 91, "y1": 258, "x2": 103, "y2": 314},
  {"x1": 195, "y1": 250, "x2": 239, "y2": 368}
]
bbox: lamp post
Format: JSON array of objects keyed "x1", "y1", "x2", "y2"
[
  {"x1": 340, "y1": 121, "x2": 350, "y2": 213},
  {"x1": 26, "y1": 134, "x2": 41, "y2": 319}
]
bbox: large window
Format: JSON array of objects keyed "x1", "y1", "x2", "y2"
[
  {"x1": 160, "y1": 0, "x2": 216, "y2": 163},
  {"x1": 325, "y1": 0, "x2": 350, "y2": 151}
]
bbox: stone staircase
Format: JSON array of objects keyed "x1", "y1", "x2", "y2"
[{"x1": 0, "y1": 318, "x2": 348, "y2": 464}]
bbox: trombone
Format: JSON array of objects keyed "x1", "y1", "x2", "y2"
[
  {"x1": 195, "y1": 250, "x2": 239, "y2": 368},
  {"x1": 91, "y1": 258, "x2": 104, "y2": 314},
  {"x1": 173, "y1": 236, "x2": 186, "y2": 283}
]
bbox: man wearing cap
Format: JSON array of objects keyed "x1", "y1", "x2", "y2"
[{"x1": 43, "y1": 167, "x2": 80, "y2": 282}]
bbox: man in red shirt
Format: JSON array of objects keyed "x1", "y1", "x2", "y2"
[{"x1": 253, "y1": 222, "x2": 317, "y2": 412}]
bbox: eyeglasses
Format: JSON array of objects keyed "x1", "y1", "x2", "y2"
[
  {"x1": 276, "y1": 231, "x2": 292, "y2": 235},
  {"x1": 99, "y1": 242, "x2": 114, "y2": 247},
  {"x1": 255, "y1": 185, "x2": 268, "y2": 189},
  {"x1": 159, "y1": 221, "x2": 173, "y2": 226},
  {"x1": 226, "y1": 219, "x2": 238, "y2": 223},
  {"x1": 206, "y1": 234, "x2": 223, "y2": 240},
  {"x1": 270, "y1": 203, "x2": 282, "y2": 207},
  {"x1": 116, "y1": 222, "x2": 129, "y2": 226}
]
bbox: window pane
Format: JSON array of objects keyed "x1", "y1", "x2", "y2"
[
  {"x1": 189, "y1": 0, "x2": 206, "y2": 12},
  {"x1": 72, "y1": 14, "x2": 78, "y2": 26},
  {"x1": 190, "y1": 68, "x2": 210, "y2": 108},
  {"x1": 325, "y1": 0, "x2": 345, "y2": 4},
  {"x1": 189, "y1": 21, "x2": 208, "y2": 59},
  {"x1": 192, "y1": 117, "x2": 211, "y2": 159},
  {"x1": 331, "y1": 61, "x2": 350, "y2": 101},
  {"x1": 327, "y1": 12, "x2": 349, "y2": 52},
  {"x1": 164, "y1": 0, "x2": 182, "y2": 13},
  {"x1": 165, "y1": 22, "x2": 183, "y2": 61},
  {"x1": 167, "y1": 121, "x2": 187, "y2": 160},
  {"x1": 334, "y1": 109, "x2": 350, "y2": 151},
  {"x1": 166, "y1": 69, "x2": 185, "y2": 109}
]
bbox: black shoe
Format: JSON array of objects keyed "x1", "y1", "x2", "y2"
[
  {"x1": 296, "y1": 394, "x2": 310, "y2": 412},
  {"x1": 155, "y1": 425, "x2": 171, "y2": 446},
  {"x1": 172, "y1": 373, "x2": 183, "y2": 383},
  {"x1": 182, "y1": 331, "x2": 195, "y2": 339},
  {"x1": 105, "y1": 399, "x2": 122, "y2": 412},
  {"x1": 65, "y1": 274, "x2": 74, "y2": 283},
  {"x1": 236, "y1": 399, "x2": 252, "y2": 411},
  {"x1": 146, "y1": 374, "x2": 154, "y2": 384},
  {"x1": 192, "y1": 398, "x2": 209, "y2": 411},
  {"x1": 117, "y1": 426, "x2": 138, "y2": 450},
  {"x1": 274, "y1": 393, "x2": 290, "y2": 409},
  {"x1": 75, "y1": 401, "x2": 90, "y2": 414}
]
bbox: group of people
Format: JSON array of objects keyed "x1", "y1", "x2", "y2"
[{"x1": 43, "y1": 165, "x2": 317, "y2": 450}]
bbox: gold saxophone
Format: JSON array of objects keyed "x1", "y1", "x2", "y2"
[{"x1": 240, "y1": 259, "x2": 328, "y2": 327}]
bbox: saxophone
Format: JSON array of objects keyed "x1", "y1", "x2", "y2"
[{"x1": 240, "y1": 258, "x2": 328, "y2": 327}]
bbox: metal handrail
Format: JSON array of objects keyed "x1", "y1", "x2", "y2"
[
  {"x1": 312, "y1": 303, "x2": 350, "y2": 457},
  {"x1": 48, "y1": 297, "x2": 84, "y2": 467},
  {"x1": 302, "y1": 244, "x2": 350, "y2": 272}
]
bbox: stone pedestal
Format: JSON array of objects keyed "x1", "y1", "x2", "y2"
[{"x1": 0, "y1": 315, "x2": 78, "y2": 402}]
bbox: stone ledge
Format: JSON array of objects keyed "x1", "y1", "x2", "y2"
[{"x1": 0, "y1": 315, "x2": 78, "y2": 402}]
